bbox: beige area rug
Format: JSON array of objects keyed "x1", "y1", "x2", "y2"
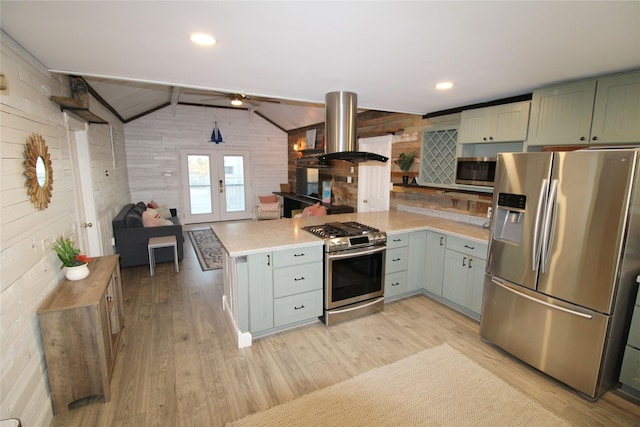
[
  {"x1": 188, "y1": 229, "x2": 223, "y2": 271},
  {"x1": 227, "y1": 343, "x2": 572, "y2": 427}
]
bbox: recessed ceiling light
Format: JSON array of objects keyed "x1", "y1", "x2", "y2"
[
  {"x1": 230, "y1": 97, "x2": 243, "y2": 106},
  {"x1": 190, "y1": 33, "x2": 216, "y2": 46},
  {"x1": 436, "y1": 81, "x2": 454, "y2": 90}
]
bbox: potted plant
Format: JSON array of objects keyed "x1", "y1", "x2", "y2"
[
  {"x1": 395, "y1": 151, "x2": 418, "y2": 184},
  {"x1": 52, "y1": 237, "x2": 93, "y2": 281}
]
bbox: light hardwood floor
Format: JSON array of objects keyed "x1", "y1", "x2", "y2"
[{"x1": 52, "y1": 233, "x2": 640, "y2": 426}]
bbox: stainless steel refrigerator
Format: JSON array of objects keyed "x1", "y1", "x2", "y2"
[{"x1": 481, "y1": 148, "x2": 640, "y2": 400}]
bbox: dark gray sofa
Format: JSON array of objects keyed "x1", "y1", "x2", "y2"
[{"x1": 112, "y1": 202, "x2": 184, "y2": 268}]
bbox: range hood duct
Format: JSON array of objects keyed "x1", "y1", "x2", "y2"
[{"x1": 318, "y1": 91, "x2": 388, "y2": 164}]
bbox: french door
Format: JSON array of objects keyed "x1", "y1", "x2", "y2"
[{"x1": 180, "y1": 148, "x2": 253, "y2": 223}]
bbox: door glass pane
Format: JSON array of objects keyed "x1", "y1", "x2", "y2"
[
  {"x1": 224, "y1": 156, "x2": 245, "y2": 212},
  {"x1": 188, "y1": 155, "x2": 212, "y2": 214}
]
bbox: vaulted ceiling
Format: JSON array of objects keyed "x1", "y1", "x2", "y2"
[{"x1": 1, "y1": 1, "x2": 639, "y2": 130}]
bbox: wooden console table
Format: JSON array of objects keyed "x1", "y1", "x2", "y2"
[
  {"x1": 274, "y1": 192, "x2": 355, "y2": 218},
  {"x1": 37, "y1": 255, "x2": 124, "y2": 414}
]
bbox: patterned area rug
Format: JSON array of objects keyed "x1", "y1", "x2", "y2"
[
  {"x1": 227, "y1": 343, "x2": 572, "y2": 426},
  {"x1": 188, "y1": 229, "x2": 223, "y2": 271}
]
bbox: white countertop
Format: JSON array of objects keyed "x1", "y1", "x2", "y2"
[{"x1": 211, "y1": 210, "x2": 490, "y2": 257}]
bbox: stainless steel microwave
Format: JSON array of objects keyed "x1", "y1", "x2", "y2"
[{"x1": 455, "y1": 157, "x2": 496, "y2": 187}]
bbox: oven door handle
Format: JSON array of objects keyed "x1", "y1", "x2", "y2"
[
  {"x1": 326, "y1": 245, "x2": 386, "y2": 260},
  {"x1": 329, "y1": 296, "x2": 385, "y2": 315}
]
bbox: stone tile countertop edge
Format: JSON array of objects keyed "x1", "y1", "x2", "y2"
[{"x1": 211, "y1": 210, "x2": 490, "y2": 257}]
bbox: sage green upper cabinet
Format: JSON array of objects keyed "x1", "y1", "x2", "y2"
[
  {"x1": 527, "y1": 79, "x2": 597, "y2": 146},
  {"x1": 458, "y1": 101, "x2": 531, "y2": 144},
  {"x1": 590, "y1": 71, "x2": 640, "y2": 144},
  {"x1": 527, "y1": 70, "x2": 640, "y2": 146}
]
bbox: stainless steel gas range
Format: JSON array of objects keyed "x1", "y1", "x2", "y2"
[{"x1": 303, "y1": 221, "x2": 386, "y2": 325}]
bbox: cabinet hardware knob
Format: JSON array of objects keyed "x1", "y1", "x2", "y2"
[
  {"x1": 489, "y1": 136, "x2": 493, "y2": 141},
  {"x1": 483, "y1": 137, "x2": 487, "y2": 141},
  {"x1": 83, "y1": 222, "x2": 93, "y2": 228},
  {"x1": 294, "y1": 305, "x2": 305, "y2": 310},
  {"x1": 592, "y1": 136, "x2": 598, "y2": 141},
  {"x1": 106, "y1": 294, "x2": 112, "y2": 301},
  {"x1": 580, "y1": 136, "x2": 586, "y2": 141}
]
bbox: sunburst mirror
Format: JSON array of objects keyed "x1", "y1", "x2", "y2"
[{"x1": 24, "y1": 133, "x2": 54, "y2": 210}]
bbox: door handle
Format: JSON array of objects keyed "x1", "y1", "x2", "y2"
[
  {"x1": 83, "y1": 222, "x2": 93, "y2": 228},
  {"x1": 219, "y1": 180, "x2": 224, "y2": 194}
]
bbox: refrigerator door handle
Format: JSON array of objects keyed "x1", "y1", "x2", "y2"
[
  {"x1": 491, "y1": 278, "x2": 593, "y2": 319},
  {"x1": 532, "y1": 179, "x2": 549, "y2": 271},
  {"x1": 540, "y1": 179, "x2": 559, "y2": 274}
]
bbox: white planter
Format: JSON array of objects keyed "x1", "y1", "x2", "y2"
[{"x1": 65, "y1": 263, "x2": 90, "y2": 281}]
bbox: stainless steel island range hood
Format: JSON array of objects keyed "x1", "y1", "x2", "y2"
[{"x1": 318, "y1": 91, "x2": 389, "y2": 164}]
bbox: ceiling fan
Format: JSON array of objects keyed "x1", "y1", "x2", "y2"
[{"x1": 196, "y1": 91, "x2": 281, "y2": 107}]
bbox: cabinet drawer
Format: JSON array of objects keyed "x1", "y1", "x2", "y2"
[
  {"x1": 274, "y1": 289, "x2": 322, "y2": 327},
  {"x1": 386, "y1": 247, "x2": 408, "y2": 273},
  {"x1": 628, "y1": 306, "x2": 640, "y2": 349},
  {"x1": 446, "y1": 236, "x2": 487, "y2": 259},
  {"x1": 273, "y1": 246, "x2": 323, "y2": 268},
  {"x1": 273, "y1": 263, "x2": 322, "y2": 298},
  {"x1": 385, "y1": 271, "x2": 407, "y2": 298},
  {"x1": 387, "y1": 233, "x2": 409, "y2": 249},
  {"x1": 620, "y1": 345, "x2": 640, "y2": 392}
]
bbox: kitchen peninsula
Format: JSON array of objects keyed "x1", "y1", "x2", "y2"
[{"x1": 212, "y1": 210, "x2": 490, "y2": 348}]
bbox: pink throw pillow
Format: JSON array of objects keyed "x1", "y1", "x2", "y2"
[
  {"x1": 259, "y1": 202, "x2": 280, "y2": 212},
  {"x1": 147, "y1": 200, "x2": 160, "y2": 209},
  {"x1": 259, "y1": 195, "x2": 277, "y2": 204},
  {"x1": 142, "y1": 210, "x2": 162, "y2": 227}
]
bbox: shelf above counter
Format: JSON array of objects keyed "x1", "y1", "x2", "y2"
[{"x1": 50, "y1": 96, "x2": 109, "y2": 124}]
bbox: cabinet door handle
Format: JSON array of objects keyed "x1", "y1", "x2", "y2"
[
  {"x1": 464, "y1": 244, "x2": 475, "y2": 250},
  {"x1": 393, "y1": 258, "x2": 401, "y2": 262},
  {"x1": 462, "y1": 256, "x2": 467, "y2": 267},
  {"x1": 393, "y1": 238, "x2": 402, "y2": 242},
  {"x1": 469, "y1": 258, "x2": 473, "y2": 269},
  {"x1": 391, "y1": 282, "x2": 400, "y2": 286},
  {"x1": 267, "y1": 254, "x2": 270, "y2": 266},
  {"x1": 294, "y1": 276, "x2": 305, "y2": 281},
  {"x1": 294, "y1": 253, "x2": 305, "y2": 257},
  {"x1": 294, "y1": 305, "x2": 305, "y2": 310},
  {"x1": 106, "y1": 294, "x2": 112, "y2": 302},
  {"x1": 439, "y1": 236, "x2": 444, "y2": 246}
]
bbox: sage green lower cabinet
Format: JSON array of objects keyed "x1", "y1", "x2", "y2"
[
  {"x1": 385, "y1": 232, "x2": 409, "y2": 300},
  {"x1": 407, "y1": 231, "x2": 427, "y2": 293},
  {"x1": 248, "y1": 246, "x2": 323, "y2": 335},
  {"x1": 247, "y1": 252, "x2": 274, "y2": 333},
  {"x1": 424, "y1": 231, "x2": 446, "y2": 296},
  {"x1": 442, "y1": 236, "x2": 487, "y2": 319},
  {"x1": 619, "y1": 283, "x2": 640, "y2": 398}
]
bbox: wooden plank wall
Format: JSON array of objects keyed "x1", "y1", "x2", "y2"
[
  {"x1": 123, "y1": 104, "x2": 288, "y2": 216},
  {"x1": 286, "y1": 110, "x2": 492, "y2": 217},
  {"x1": 0, "y1": 32, "x2": 129, "y2": 426}
]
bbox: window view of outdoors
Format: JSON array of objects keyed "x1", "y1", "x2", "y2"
[
  {"x1": 224, "y1": 156, "x2": 245, "y2": 212},
  {"x1": 188, "y1": 155, "x2": 212, "y2": 214}
]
